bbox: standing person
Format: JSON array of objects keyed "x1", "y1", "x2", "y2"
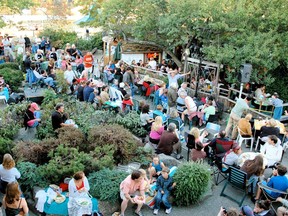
[
  {"x1": 0, "y1": 154, "x2": 21, "y2": 194},
  {"x1": 123, "y1": 66, "x2": 136, "y2": 96},
  {"x1": 39, "y1": 36, "x2": 46, "y2": 53},
  {"x1": 148, "y1": 57, "x2": 157, "y2": 70},
  {"x1": 83, "y1": 52, "x2": 94, "y2": 79},
  {"x1": 167, "y1": 83, "x2": 178, "y2": 115},
  {"x1": 120, "y1": 170, "x2": 146, "y2": 216},
  {"x1": 3, "y1": 182, "x2": 29, "y2": 216},
  {"x1": 153, "y1": 167, "x2": 176, "y2": 215},
  {"x1": 167, "y1": 69, "x2": 189, "y2": 88},
  {"x1": 23, "y1": 102, "x2": 41, "y2": 129},
  {"x1": 51, "y1": 103, "x2": 75, "y2": 131},
  {"x1": 270, "y1": 92, "x2": 283, "y2": 121},
  {"x1": 2, "y1": 35, "x2": 11, "y2": 57},
  {"x1": 225, "y1": 95, "x2": 253, "y2": 140}
]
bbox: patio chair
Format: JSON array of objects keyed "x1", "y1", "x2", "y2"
[
  {"x1": 200, "y1": 122, "x2": 221, "y2": 140},
  {"x1": 236, "y1": 127, "x2": 254, "y2": 151},
  {"x1": 257, "y1": 182, "x2": 288, "y2": 214},
  {"x1": 220, "y1": 166, "x2": 254, "y2": 206}
]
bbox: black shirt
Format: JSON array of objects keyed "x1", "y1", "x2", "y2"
[
  {"x1": 49, "y1": 52, "x2": 57, "y2": 61},
  {"x1": 77, "y1": 86, "x2": 84, "y2": 101},
  {"x1": 51, "y1": 111, "x2": 63, "y2": 130},
  {"x1": 260, "y1": 126, "x2": 280, "y2": 138},
  {"x1": 24, "y1": 57, "x2": 32, "y2": 70},
  {"x1": 23, "y1": 109, "x2": 35, "y2": 128}
]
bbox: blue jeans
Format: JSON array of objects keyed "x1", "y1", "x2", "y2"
[
  {"x1": 154, "y1": 190, "x2": 171, "y2": 210},
  {"x1": 130, "y1": 83, "x2": 137, "y2": 97},
  {"x1": 31, "y1": 111, "x2": 41, "y2": 128}
]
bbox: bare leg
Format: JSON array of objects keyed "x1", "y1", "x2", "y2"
[
  {"x1": 148, "y1": 167, "x2": 156, "y2": 183},
  {"x1": 136, "y1": 202, "x2": 143, "y2": 213},
  {"x1": 121, "y1": 198, "x2": 129, "y2": 215},
  {"x1": 277, "y1": 206, "x2": 287, "y2": 216}
]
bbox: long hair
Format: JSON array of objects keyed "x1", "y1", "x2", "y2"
[
  {"x1": 243, "y1": 155, "x2": 264, "y2": 176},
  {"x1": 2, "y1": 154, "x2": 15, "y2": 170},
  {"x1": 5, "y1": 182, "x2": 21, "y2": 205},
  {"x1": 189, "y1": 127, "x2": 200, "y2": 140},
  {"x1": 151, "y1": 116, "x2": 162, "y2": 131}
]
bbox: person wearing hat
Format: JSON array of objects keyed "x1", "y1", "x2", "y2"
[
  {"x1": 122, "y1": 94, "x2": 134, "y2": 112},
  {"x1": 270, "y1": 92, "x2": 283, "y2": 121},
  {"x1": 23, "y1": 102, "x2": 41, "y2": 129}
]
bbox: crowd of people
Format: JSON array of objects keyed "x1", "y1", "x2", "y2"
[{"x1": 1, "y1": 34, "x2": 288, "y2": 215}]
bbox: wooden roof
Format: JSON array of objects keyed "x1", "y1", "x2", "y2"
[{"x1": 121, "y1": 42, "x2": 162, "y2": 54}]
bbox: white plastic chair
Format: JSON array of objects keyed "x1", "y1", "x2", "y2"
[{"x1": 236, "y1": 127, "x2": 254, "y2": 151}]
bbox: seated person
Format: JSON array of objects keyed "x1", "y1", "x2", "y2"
[
  {"x1": 120, "y1": 170, "x2": 145, "y2": 216},
  {"x1": 176, "y1": 91, "x2": 186, "y2": 113},
  {"x1": 260, "y1": 135, "x2": 283, "y2": 167},
  {"x1": 200, "y1": 100, "x2": 216, "y2": 123},
  {"x1": 152, "y1": 105, "x2": 167, "y2": 122},
  {"x1": 99, "y1": 85, "x2": 110, "y2": 104},
  {"x1": 259, "y1": 118, "x2": 280, "y2": 142},
  {"x1": 190, "y1": 142, "x2": 206, "y2": 162},
  {"x1": 23, "y1": 102, "x2": 41, "y2": 129},
  {"x1": 181, "y1": 95, "x2": 197, "y2": 122},
  {"x1": 149, "y1": 116, "x2": 164, "y2": 145},
  {"x1": 276, "y1": 197, "x2": 288, "y2": 216},
  {"x1": 167, "y1": 109, "x2": 184, "y2": 131},
  {"x1": 140, "y1": 104, "x2": 154, "y2": 131},
  {"x1": 122, "y1": 94, "x2": 134, "y2": 112},
  {"x1": 51, "y1": 103, "x2": 75, "y2": 131},
  {"x1": 222, "y1": 144, "x2": 242, "y2": 168},
  {"x1": 147, "y1": 155, "x2": 165, "y2": 183},
  {"x1": 255, "y1": 164, "x2": 288, "y2": 200},
  {"x1": 0, "y1": 84, "x2": 9, "y2": 101},
  {"x1": 33, "y1": 68, "x2": 55, "y2": 88},
  {"x1": 119, "y1": 82, "x2": 127, "y2": 97},
  {"x1": 241, "y1": 200, "x2": 274, "y2": 216},
  {"x1": 241, "y1": 155, "x2": 264, "y2": 196},
  {"x1": 186, "y1": 127, "x2": 208, "y2": 149},
  {"x1": 238, "y1": 113, "x2": 253, "y2": 147},
  {"x1": 207, "y1": 131, "x2": 234, "y2": 158},
  {"x1": 157, "y1": 123, "x2": 182, "y2": 160}
]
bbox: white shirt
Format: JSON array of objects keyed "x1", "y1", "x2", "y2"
[
  {"x1": 0, "y1": 164, "x2": 21, "y2": 183},
  {"x1": 68, "y1": 177, "x2": 90, "y2": 198},
  {"x1": 2, "y1": 39, "x2": 11, "y2": 50},
  {"x1": 260, "y1": 141, "x2": 283, "y2": 166},
  {"x1": 64, "y1": 70, "x2": 75, "y2": 84},
  {"x1": 148, "y1": 60, "x2": 157, "y2": 70}
]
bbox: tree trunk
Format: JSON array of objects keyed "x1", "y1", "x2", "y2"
[{"x1": 126, "y1": 38, "x2": 183, "y2": 68}]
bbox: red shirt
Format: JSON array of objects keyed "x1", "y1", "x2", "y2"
[
  {"x1": 76, "y1": 181, "x2": 84, "y2": 190},
  {"x1": 83, "y1": 54, "x2": 93, "y2": 68}
]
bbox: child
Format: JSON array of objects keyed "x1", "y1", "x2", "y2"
[
  {"x1": 139, "y1": 169, "x2": 153, "y2": 196},
  {"x1": 153, "y1": 167, "x2": 176, "y2": 215},
  {"x1": 147, "y1": 155, "x2": 165, "y2": 184}
]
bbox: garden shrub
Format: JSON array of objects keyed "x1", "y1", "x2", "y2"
[
  {"x1": 0, "y1": 62, "x2": 19, "y2": 70},
  {"x1": 39, "y1": 144, "x2": 92, "y2": 183},
  {"x1": 13, "y1": 138, "x2": 60, "y2": 164},
  {"x1": 89, "y1": 144, "x2": 115, "y2": 170},
  {"x1": 87, "y1": 124, "x2": 140, "y2": 164},
  {"x1": 0, "y1": 137, "x2": 13, "y2": 156},
  {"x1": 88, "y1": 169, "x2": 127, "y2": 203},
  {"x1": 0, "y1": 67, "x2": 23, "y2": 92},
  {"x1": 173, "y1": 162, "x2": 211, "y2": 206},
  {"x1": 17, "y1": 162, "x2": 47, "y2": 193},
  {"x1": 76, "y1": 34, "x2": 103, "y2": 51},
  {"x1": 57, "y1": 127, "x2": 86, "y2": 150},
  {"x1": 113, "y1": 111, "x2": 147, "y2": 137}
]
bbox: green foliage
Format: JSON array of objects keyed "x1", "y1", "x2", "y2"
[
  {"x1": 39, "y1": 28, "x2": 77, "y2": 49},
  {"x1": 88, "y1": 169, "x2": 127, "y2": 203},
  {"x1": 17, "y1": 162, "x2": 47, "y2": 192},
  {"x1": 114, "y1": 111, "x2": 147, "y2": 137},
  {"x1": 0, "y1": 138, "x2": 13, "y2": 155},
  {"x1": 76, "y1": 34, "x2": 103, "y2": 51},
  {"x1": 90, "y1": 144, "x2": 116, "y2": 170},
  {"x1": 0, "y1": 67, "x2": 23, "y2": 92},
  {"x1": 40, "y1": 144, "x2": 92, "y2": 183},
  {"x1": 0, "y1": 62, "x2": 19, "y2": 70},
  {"x1": 173, "y1": 162, "x2": 211, "y2": 206},
  {"x1": 87, "y1": 124, "x2": 140, "y2": 164},
  {"x1": 55, "y1": 70, "x2": 70, "y2": 94}
]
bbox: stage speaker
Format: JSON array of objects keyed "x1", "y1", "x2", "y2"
[{"x1": 239, "y1": 63, "x2": 252, "y2": 83}]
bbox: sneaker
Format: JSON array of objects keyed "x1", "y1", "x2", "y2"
[
  {"x1": 135, "y1": 210, "x2": 144, "y2": 216},
  {"x1": 153, "y1": 209, "x2": 159, "y2": 215},
  {"x1": 165, "y1": 207, "x2": 172, "y2": 214}
]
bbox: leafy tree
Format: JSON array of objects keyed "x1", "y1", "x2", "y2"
[{"x1": 82, "y1": 0, "x2": 288, "y2": 88}]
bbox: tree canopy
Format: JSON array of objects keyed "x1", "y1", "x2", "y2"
[{"x1": 82, "y1": 0, "x2": 288, "y2": 86}]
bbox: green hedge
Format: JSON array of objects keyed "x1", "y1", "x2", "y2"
[{"x1": 0, "y1": 67, "x2": 24, "y2": 92}]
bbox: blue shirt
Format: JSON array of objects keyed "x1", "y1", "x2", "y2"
[
  {"x1": 152, "y1": 161, "x2": 162, "y2": 172},
  {"x1": 270, "y1": 98, "x2": 283, "y2": 107},
  {"x1": 267, "y1": 175, "x2": 288, "y2": 198},
  {"x1": 83, "y1": 86, "x2": 94, "y2": 102},
  {"x1": 153, "y1": 110, "x2": 167, "y2": 122}
]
